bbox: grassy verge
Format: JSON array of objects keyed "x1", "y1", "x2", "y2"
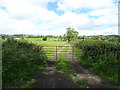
[{"x1": 56, "y1": 46, "x2": 69, "y2": 71}]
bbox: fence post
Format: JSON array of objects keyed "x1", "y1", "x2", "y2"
[{"x1": 56, "y1": 46, "x2": 57, "y2": 60}]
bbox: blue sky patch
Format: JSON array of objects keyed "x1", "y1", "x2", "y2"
[
  {"x1": 0, "y1": 6, "x2": 6, "y2": 10},
  {"x1": 71, "y1": 8, "x2": 92, "y2": 14},
  {"x1": 47, "y1": 2, "x2": 64, "y2": 15},
  {"x1": 89, "y1": 16, "x2": 100, "y2": 18}
]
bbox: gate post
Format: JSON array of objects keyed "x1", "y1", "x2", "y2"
[
  {"x1": 56, "y1": 46, "x2": 57, "y2": 60},
  {"x1": 73, "y1": 46, "x2": 74, "y2": 61}
]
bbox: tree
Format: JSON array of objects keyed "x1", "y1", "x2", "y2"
[
  {"x1": 2, "y1": 35, "x2": 5, "y2": 40},
  {"x1": 63, "y1": 34, "x2": 66, "y2": 41},
  {"x1": 58, "y1": 35, "x2": 63, "y2": 41},
  {"x1": 43, "y1": 36, "x2": 47, "y2": 41},
  {"x1": 65, "y1": 27, "x2": 79, "y2": 43}
]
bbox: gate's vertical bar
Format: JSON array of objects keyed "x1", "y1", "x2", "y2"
[
  {"x1": 56, "y1": 46, "x2": 57, "y2": 61},
  {"x1": 73, "y1": 46, "x2": 74, "y2": 61},
  {"x1": 0, "y1": 36, "x2": 2, "y2": 89}
]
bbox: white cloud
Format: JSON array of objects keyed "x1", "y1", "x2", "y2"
[
  {"x1": 0, "y1": 0, "x2": 60, "y2": 34},
  {"x1": 29, "y1": 0, "x2": 55, "y2": 8},
  {"x1": 56, "y1": 0, "x2": 118, "y2": 30},
  {"x1": 0, "y1": 0, "x2": 58, "y2": 20},
  {"x1": 77, "y1": 26, "x2": 118, "y2": 36},
  {"x1": 92, "y1": 15, "x2": 118, "y2": 26},
  {"x1": 57, "y1": 0, "x2": 115, "y2": 11},
  {"x1": 0, "y1": 0, "x2": 118, "y2": 35},
  {"x1": 51, "y1": 11, "x2": 92, "y2": 28}
]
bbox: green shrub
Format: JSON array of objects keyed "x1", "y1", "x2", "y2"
[
  {"x1": 43, "y1": 37, "x2": 47, "y2": 41},
  {"x1": 74, "y1": 39, "x2": 119, "y2": 62},
  {"x1": 2, "y1": 38, "x2": 48, "y2": 87}
]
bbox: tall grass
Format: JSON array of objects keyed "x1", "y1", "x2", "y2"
[
  {"x1": 72, "y1": 39, "x2": 119, "y2": 86},
  {"x1": 2, "y1": 38, "x2": 48, "y2": 88}
]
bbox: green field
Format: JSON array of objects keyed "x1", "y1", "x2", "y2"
[
  {"x1": 25, "y1": 38, "x2": 67, "y2": 46},
  {"x1": 25, "y1": 38, "x2": 68, "y2": 59}
]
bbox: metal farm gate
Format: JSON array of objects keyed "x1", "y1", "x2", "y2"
[{"x1": 43, "y1": 46, "x2": 77, "y2": 61}]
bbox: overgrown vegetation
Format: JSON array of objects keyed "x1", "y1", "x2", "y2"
[
  {"x1": 2, "y1": 38, "x2": 48, "y2": 88},
  {"x1": 72, "y1": 39, "x2": 119, "y2": 86}
]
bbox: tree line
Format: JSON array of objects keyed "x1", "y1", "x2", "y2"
[{"x1": 1, "y1": 27, "x2": 119, "y2": 42}]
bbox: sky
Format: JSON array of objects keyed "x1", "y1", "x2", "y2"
[{"x1": 0, "y1": 0, "x2": 119, "y2": 36}]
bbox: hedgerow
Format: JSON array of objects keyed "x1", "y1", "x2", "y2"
[
  {"x1": 72, "y1": 39, "x2": 120, "y2": 85},
  {"x1": 2, "y1": 38, "x2": 48, "y2": 87}
]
